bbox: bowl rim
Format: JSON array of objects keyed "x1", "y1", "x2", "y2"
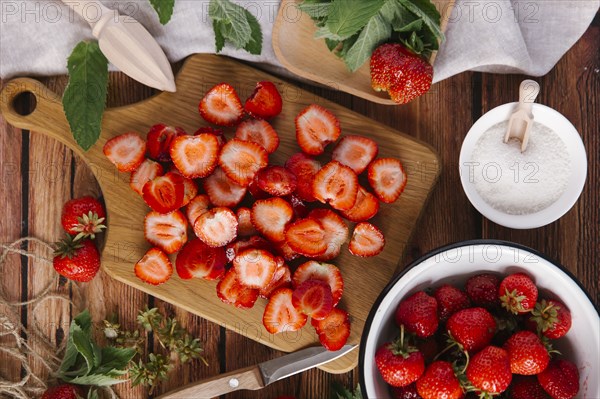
[{"x1": 358, "y1": 239, "x2": 599, "y2": 396}]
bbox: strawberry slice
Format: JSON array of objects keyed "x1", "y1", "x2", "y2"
[
  {"x1": 256, "y1": 166, "x2": 297, "y2": 197},
  {"x1": 134, "y1": 247, "x2": 173, "y2": 285},
  {"x1": 247, "y1": 176, "x2": 270, "y2": 200},
  {"x1": 285, "y1": 153, "x2": 321, "y2": 202},
  {"x1": 293, "y1": 260, "x2": 344, "y2": 306},
  {"x1": 217, "y1": 268, "x2": 259, "y2": 309},
  {"x1": 130, "y1": 159, "x2": 164, "y2": 196},
  {"x1": 199, "y1": 83, "x2": 243, "y2": 126},
  {"x1": 308, "y1": 209, "x2": 349, "y2": 261},
  {"x1": 233, "y1": 248, "x2": 277, "y2": 289},
  {"x1": 142, "y1": 172, "x2": 185, "y2": 213},
  {"x1": 144, "y1": 210, "x2": 188, "y2": 254},
  {"x1": 236, "y1": 207, "x2": 257, "y2": 237},
  {"x1": 313, "y1": 161, "x2": 358, "y2": 211},
  {"x1": 146, "y1": 124, "x2": 186, "y2": 162},
  {"x1": 251, "y1": 197, "x2": 294, "y2": 243},
  {"x1": 234, "y1": 119, "x2": 280, "y2": 154},
  {"x1": 195, "y1": 127, "x2": 226, "y2": 148},
  {"x1": 176, "y1": 238, "x2": 226, "y2": 280},
  {"x1": 368, "y1": 158, "x2": 407, "y2": 203},
  {"x1": 186, "y1": 194, "x2": 210, "y2": 226},
  {"x1": 260, "y1": 264, "x2": 292, "y2": 298},
  {"x1": 193, "y1": 207, "x2": 238, "y2": 247},
  {"x1": 244, "y1": 81, "x2": 283, "y2": 120},
  {"x1": 332, "y1": 135, "x2": 378, "y2": 174},
  {"x1": 203, "y1": 167, "x2": 247, "y2": 207},
  {"x1": 295, "y1": 104, "x2": 341, "y2": 155},
  {"x1": 180, "y1": 175, "x2": 198, "y2": 207},
  {"x1": 285, "y1": 218, "x2": 327, "y2": 257},
  {"x1": 349, "y1": 222, "x2": 385, "y2": 257},
  {"x1": 103, "y1": 132, "x2": 146, "y2": 172},
  {"x1": 287, "y1": 194, "x2": 309, "y2": 219},
  {"x1": 311, "y1": 308, "x2": 351, "y2": 351},
  {"x1": 219, "y1": 139, "x2": 269, "y2": 187},
  {"x1": 340, "y1": 186, "x2": 380, "y2": 222},
  {"x1": 225, "y1": 236, "x2": 272, "y2": 263},
  {"x1": 273, "y1": 240, "x2": 300, "y2": 262},
  {"x1": 292, "y1": 279, "x2": 334, "y2": 320},
  {"x1": 170, "y1": 134, "x2": 219, "y2": 178},
  {"x1": 263, "y1": 288, "x2": 308, "y2": 334}
]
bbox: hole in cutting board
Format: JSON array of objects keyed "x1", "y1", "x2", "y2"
[{"x1": 12, "y1": 91, "x2": 36, "y2": 116}]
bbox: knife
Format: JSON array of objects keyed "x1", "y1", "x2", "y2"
[
  {"x1": 156, "y1": 344, "x2": 357, "y2": 399},
  {"x1": 61, "y1": 0, "x2": 176, "y2": 92}
]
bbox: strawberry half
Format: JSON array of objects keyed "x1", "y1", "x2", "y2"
[
  {"x1": 203, "y1": 167, "x2": 247, "y2": 208},
  {"x1": 293, "y1": 261, "x2": 344, "y2": 306},
  {"x1": 256, "y1": 166, "x2": 297, "y2": 197},
  {"x1": 368, "y1": 158, "x2": 407, "y2": 204},
  {"x1": 260, "y1": 263, "x2": 292, "y2": 299},
  {"x1": 176, "y1": 238, "x2": 226, "y2": 280},
  {"x1": 217, "y1": 268, "x2": 259, "y2": 309},
  {"x1": 292, "y1": 279, "x2": 334, "y2": 320},
  {"x1": 225, "y1": 236, "x2": 272, "y2": 264},
  {"x1": 285, "y1": 218, "x2": 327, "y2": 257},
  {"x1": 234, "y1": 119, "x2": 280, "y2": 154},
  {"x1": 130, "y1": 159, "x2": 164, "y2": 196},
  {"x1": 199, "y1": 83, "x2": 243, "y2": 126},
  {"x1": 263, "y1": 288, "x2": 308, "y2": 334},
  {"x1": 273, "y1": 240, "x2": 300, "y2": 262},
  {"x1": 244, "y1": 81, "x2": 283, "y2": 120},
  {"x1": 251, "y1": 197, "x2": 294, "y2": 243},
  {"x1": 332, "y1": 135, "x2": 378, "y2": 174},
  {"x1": 180, "y1": 175, "x2": 198, "y2": 207},
  {"x1": 134, "y1": 247, "x2": 173, "y2": 285},
  {"x1": 142, "y1": 172, "x2": 185, "y2": 213},
  {"x1": 219, "y1": 138, "x2": 269, "y2": 187},
  {"x1": 193, "y1": 207, "x2": 238, "y2": 247},
  {"x1": 170, "y1": 134, "x2": 219, "y2": 178},
  {"x1": 186, "y1": 194, "x2": 210, "y2": 226},
  {"x1": 311, "y1": 308, "x2": 351, "y2": 351},
  {"x1": 313, "y1": 161, "x2": 358, "y2": 211},
  {"x1": 236, "y1": 207, "x2": 257, "y2": 237},
  {"x1": 349, "y1": 222, "x2": 385, "y2": 257},
  {"x1": 103, "y1": 132, "x2": 146, "y2": 172},
  {"x1": 295, "y1": 104, "x2": 341, "y2": 155},
  {"x1": 144, "y1": 210, "x2": 188, "y2": 254},
  {"x1": 285, "y1": 152, "x2": 321, "y2": 202},
  {"x1": 340, "y1": 185, "x2": 380, "y2": 222},
  {"x1": 146, "y1": 124, "x2": 186, "y2": 162},
  {"x1": 233, "y1": 249, "x2": 277, "y2": 289},
  {"x1": 308, "y1": 209, "x2": 349, "y2": 261}
]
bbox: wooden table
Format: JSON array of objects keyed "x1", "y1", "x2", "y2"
[{"x1": 1, "y1": 17, "x2": 598, "y2": 399}]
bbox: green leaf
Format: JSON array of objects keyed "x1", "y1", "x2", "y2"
[
  {"x1": 72, "y1": 328, "x2": 95, "y2": 374},
  {"x1": 214, "y1": 20, "x2": 226, "y2": 52},
  {"x1": 325, "y1": 38, "x2": 341, "y2": 52},
  {"x1": 344, "y1": 12, "x2": 391, "y2": 71},
  {"x1": 93, "y1": 346, "x2": 137, "y2": 376},
  {"x1": 87, "y1": 388, "x2": 100, "y2": 399},
  {"x1": 209, "y1": 0, "x2": 251, "y2": 49},
  {"x1": 62, "y1": 41, "x2": 108, "y2": 151},
  {"x1": 243, "y1": 9, "x2": 262, "y2": 55},
  {"x1": 393, "y1": 17, "x2": 423, "y2": 32},
  {"x1": 325, "y1": 0, "x2": 385, "y2": 40},
  {"x1": 396, "y1": 0, "x2": 443, "y2": 41},
  {"x1": 298, "y1": 1, "x2": 332, "y2": 19},
  {"x1": 148, "y1": 0, "x2": 174, "y2": 24},
  {"x1": 65, "y1": 373, "x2": 126, "y2": 387}
]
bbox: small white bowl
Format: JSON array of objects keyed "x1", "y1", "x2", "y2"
[
  {"x1": 459, "y1": 103, "x2": 587, "y2": 229},
  {"x1": 359, "y1": 240, "x2": 599, "y2": 399}
]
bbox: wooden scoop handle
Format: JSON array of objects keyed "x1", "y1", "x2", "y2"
[{"x1": 519, "y1": 79, "x2": 541, "y2": 114}]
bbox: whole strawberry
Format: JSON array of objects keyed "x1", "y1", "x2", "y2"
[
  {"x1": 465, "y1": 273, "x2": 500, "y2": 308},
  {"x1": 434, "y1": 284, "x2": 471, "y2": 322},
  {"x1": 53, "y1": 237, "x2": 100, "y2": 282},
  {"x1": 529, "y1": 299, "x2": 572, "y2": 339},
  {"x1": 375, "y1": 333, "x2": 425, "y2": 387},
  {"x1": 395, "y1": 291, "x2": 439, "y2": 338},
  {"x1": 537, "y1": 359, "x2": 579, "y2": 399},
  {"x1": 61, "y1": 196, "x2": 106, "y2": 240},
  {"x1": 447, "y1": 307, "x2": 496, "y2": 352},
  {"x1": 511, "y1": 376, "x2": 551, "y2": 399},
  {"x1": 392, "y1": 382, "x2": 422, "y2": 399},
  {"x1": 41, "y1": 383, "x2": 83, "y2": 399},
  {"x1": 416, "y1": 361, "x2": 463, "y2": 399},
  {"x1": 499, "y1": 272, "x2": 538, "y2": 314},
  {"x1": 465, "y1": 346, "x2": 512, "y2": 396},
  {"x1": 504, "y1": 330, "x2": 550, "y2": 375}
]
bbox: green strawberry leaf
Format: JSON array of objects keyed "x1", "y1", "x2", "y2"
[
  {"x1": 396, "y1": 0, "x2": 443, "y2": 41},
  {"x1": 243, "y1": 9, "x2": 263, "y2": 55},
  {"x1": 93, "y1": 346, "x2": 137, "y2": 376},
  {"x1": 148, "y1": 0, "x2": 175, "y2": 24},
  {"x1": 344, "y1": 12, "x2": 391, "y2": 71},
  {"x1": 393, "y1": 17, "x2": 423, "y2": 32},
  {"x1": 66, "y1": 373, "x2": 126, "y2": 386},
  {"x1": 72, "y1": 328, "x2": 96, "y2": 374},
  {"x1": 325, "y1": 0, "x2": 384, "y2": 40}
]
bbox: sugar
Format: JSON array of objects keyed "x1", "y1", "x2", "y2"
[{"x1": 470, "y1": 120, "x2": 572, "y2": 215}]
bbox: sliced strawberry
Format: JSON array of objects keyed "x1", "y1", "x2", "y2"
[
  {"x1": 193, "y1": 207, "x2": 238, "y2": 247},
  {"x1": 295, "y1": 104, "x2": 341, "y2": 155},
  {"x1": 332, "y1": 135, "x2": 378, "y2": 174},
  {"x1": 130, "y1": 159, "x2": 164, "y2": 196},
  {"x1": 134, "y1": 247, "x2": 173, "y2": 285},
  {"x1": 146, "y1": 124, "x2": 186, "y2": 162},
  {"x1": 368, "y1": 158, "x2": 407, "y2": 203},
  {"x1": 312, "y1": 308, "x2": 351, "y2": 351},
  {"x1": 236, "y1": 207, "x2": 257, "y2": 236},
  {"x1": 234, "y1": 119, "x2": 280, "y2": 154},
  {"x1": 169, "y1": 134, "x2": 219, "y2": 178},
  {"x1": 199, "y1": 83, "x2": 243, "y2": 126},
  {"x1": 349, "y1": 222, "x2": 385, "y2": 257},
  {"x1": 285, "y1": 218, "x2": 327, "y2": 257},
  {"x1": 293, "y1": 260, "x2": 344, "y2": 306},
  {"x1": 340, "y1": 186, "x2": 380, "y2": 222},
  {"x1": 176, "y1": 238, "x2": 226, "y2": 280},
  {"x1": 251, "y1": 197, "x2": 294, "y2": 243},
  {"x1": 247, "y1": 176, "x2": 270, "y2": 200},
  {"x1": 203, "y1": 167, "x2": 247, "y2": 207},
  {"x1": 180, "y1": 175, "x2": 198, "y2": 207},
  {"x1": 225, "y1": 236, "x2": 272, "y2": 263},
  {"x1": 144, "y1": 210, "x2": 188, "y2": 254},
  {"x1": 285, "y1": 153, "x2": 321, "y2": 202},
  {"x1": 186, "y1": 194, "x2": 210, "y2": 225},
  {"x1": 233, "y1": 248, "x2": 277, "y2": 289},
  {"x1": 244, "y1": 81, "x2": 283, "y2": 120},
  {"x1": 217, "y1": 268, "x2": 259, "y2": 309},
  {"x1": 313, "y1": 161, "x2": 358, "y2": 211},
  {"x1": 273, "y1": 240, "x2": 300, "y2": 262},
  {"x1": 287, "y1": 194, "x2": 309, "y2": 218},
  {"x1": 308, "y1": 209, "x2": 349, "y2": 261},
  {"x1": 219, "y1": 139, "x2": 269, "y2": 187},
  {"x1": 263, "y1": 288, "x2": 308, "y2": 334},
  {"x1": 103, "y1": 132, "x2": 146, "y2": 172},
  {"x1": 260, "y1": 264, "x2": 292, "y2": 298},
  {"x1": 255, "y1": 166, "x2": 297, "y2": 197},
  {"x1": 195, "y1": 126, "x2": 226, "y2": 148},
  {"x1": 292, "y1": 279, "x2": 334, "y2": 320},
  {"x1": 142, "y1": 172, "x2": 185, "y2": 213}
]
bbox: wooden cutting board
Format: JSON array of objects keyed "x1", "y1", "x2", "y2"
[{"x1": 0, "y1": 54, "x2": 440, "y2": 373}]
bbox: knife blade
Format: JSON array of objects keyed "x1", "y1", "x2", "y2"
[{"x1": 156, "y1": 344, "x2": 357, "y2": 399}]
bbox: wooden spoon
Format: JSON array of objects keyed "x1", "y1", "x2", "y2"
[{"x1": 504, "y1": 79, "x2": 540, "y2": 152}]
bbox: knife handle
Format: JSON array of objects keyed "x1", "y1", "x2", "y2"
[
  {"x1": 61, "y1": 0, "x2": 114, "y2": 29},
  {"x1": 155, "y1": 365, "x2": 265, "y2": 399}
]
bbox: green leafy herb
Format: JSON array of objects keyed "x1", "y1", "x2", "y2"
[
  {"x1": 62, "y1": 41, "x2": 109, "y2": 151},
  {"x1": 396, "y1": 0, "x2": 443, "y2": 41},
  {"x1": 148, "y1": 0, "x2": 175, "y2": 24},
  {"x1": 209, "y1": 0, "x2": 263, "y2": 55},
  {"x1": 325, "y1": 0, "x2": 384, "y2": 40},
  {"x1": 331, "y1": 381, "x2": 363, "y2": 399},
  {"x1": 344, "y1": 13, "x2": 391, "y2": 71}
]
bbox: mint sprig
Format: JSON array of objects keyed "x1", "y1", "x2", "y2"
[
  {"x1": 148, "y1": 0, "x2": 175, "y2": 24},
  {"x1": 209, "y1": 0, "x2": 263, "y2": 55}
]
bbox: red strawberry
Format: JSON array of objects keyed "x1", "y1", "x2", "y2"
[
  {"x1": 244, "y1": 81, "x2": 283, "y2": 119},
  {"x1": 61, "y1": 196, "x2": 106, "y2": 240},
  {"x1": 186, "y1": 194, "x2": 210, "y2": 225},
  {"x1": 256, "y1": 166, "x2": 297, "y2": 197},
  {"x1": 466, "y1": 346, "x2": 512, "y2": 396},
  {"x1": 433, "y1": 284, "x2": 471, "y2": 322},
  {"x1": 170, "y1": 133, "x2": 219, "y2": 178},
  {"x1": 308, "y1": 209, "x2": 348, "y2": 261},
  {"x1": 511, "y1": 376, "x2": 550, "y2": 399},
  {"x1": 53, "y1": 237, "x2": 100, "y2": 282},
  {"x1": 41, "y1": 384, "x2": 83, "y2": 399},
  {"x1": 285, "y1": 218, "x2": 327, "y2": 257},
  {"x1": 465, "y1": 273, "x2": 501, "y2": 308},
  {"x1": 292, "y1": 279, "x2": 333, "y2": 320},
  {"x1": 170, "y1": 171, "x2": 198, "y2": 207},
  {"x1": 217, "y1": 268, "x2": 259, "y2": 309},
  {"x1": 370, "y1": 43, "x2": 433, "y2": 104},
  {"x1": 499, "y1": 273, "x2": 538, "y2": 314},
  {"x1": 348, "y1": 222, "x2": 385, "y2": 257},
  {"x1": 332, "y1": 135, "x2": 378, "y2": 174},
  {"x1": 199, "y1": 83, "x2": 243, "y2": 126},
  {"x1": 375, "y1": 334, "x2": 425, "y2": 387},
  {"x1": 285, "y1": 152, "x2": 321, "y2": 202},
  {"x1": 251, "y1": 197, "x2": 294, "y2": 243},
  {"x1": 219, "y1": 138, "x2": 269, "y2": 186},
  {"x1": 273, "y1": 240, "x2": 300, "y2": 262},
  {"x1": 529, "y1": 299, "x2": 572, "y2": 339},
  {"x1": 144, "y1": 210, "x2": 188, "y2": 254},
  {"x1": 194, "y1": 126, "x2": 223, "y2": 136},
  {"x1": 203, "y1": 167, "x2": 247, "y2": 208},
  {"x1": 504, "y1": 330, "x2": 550, "y2": 375},
  {"x1": 293, "y1": 261, "x2": 343, "y2": 306},
  {"x1": 368, "y1": 158, "x2": 407, "y2": 204},
  {"x1": 134, "y1": 247, "x2": 173, "y2": 285},
  {"x1": 130, "y1": 159, "x2": 164, "y2": 196},
  {"x1": 103, "y1": 132, "x2": 146, "y2": 172},
  {"x1": 392, "y1": 383, "x2": 423, "y2": 399},
  {"x1": 295, "y1": 104, "x2": 341, "y2": 155},
  {"x1": 193, "y1": 207, "x2": 238, "y2": 247},
  {"x1": 234, "y1": 119, "x2": 280, "y2": 154},
  {"x1": 233, "y1": 249, "x2": 277, "y2": 289},
  {"x1": 313, "y1": 161, "x2": 359, "y2": 211},
  {"x1": 340, "y1": 185, "x2": 380, "y2": 222},
  {"x1": 395, "y1": 291, "x2": 438, "y2": 338},
  {"x1": 415, "y1": 361, "x2": 463, "y2": 399},
  {"x1": 260, "y1": 263, "x2": 292, "y2": 299},
  {"x1": 311, "y1": 307, "x2": 350, "y2": 351},
  {"x1": 176, "y1": 238, "x2": 226, "y2": 280},
  {"x1": 142, "y1": 172, "x2": 185, "y2": 213},
  {"x1": 236, "y1": 207, "x2": 257, "y2": 236},
  {"x1": 263, "y1": 288, "x2": 308, "y2": 334},
  {"x1": 287, "y1": 194, "x2": 309, "y2": 219},
  {"x1": 537, "y1": 359, "x2": 579, "y2": 399},
  {"x1": 416, "y1": 337, "x2": 439, "y2": 364},
  {"x1": 447, "y1": 307, "x2": 496, "y2": 352},
  {"x1": 146, "y1": 124, "x2": 185, "y2": 162}
]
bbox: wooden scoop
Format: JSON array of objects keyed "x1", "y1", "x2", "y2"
[{"x1": 504, "y1": 79, "x2": 541, "y2": 152}]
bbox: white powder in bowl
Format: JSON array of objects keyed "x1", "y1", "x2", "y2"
[{"x1": 469, "y1": 120, "x2": 572, "y2": 215}]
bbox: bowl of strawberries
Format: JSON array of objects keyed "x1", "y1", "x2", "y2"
[{"x1": 359, "y1": 240, "x2": 599, "y2": 399}]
